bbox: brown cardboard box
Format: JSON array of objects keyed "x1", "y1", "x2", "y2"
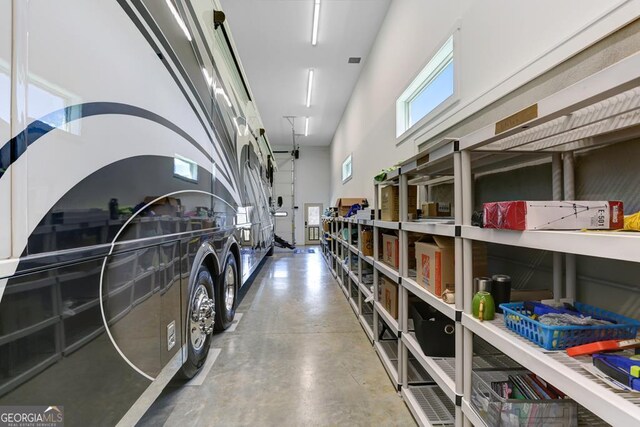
[
  {"x1": 381, "y1": 234, "x2": 399, "y2": 268},
  {"x1": 361, "y1": 230, "x2": 373, "y2": 256},
  {"x1": 413, "y1": 237, "x2": 487, "y2": 297},
  {"x1": 415, "y1": 237, "x2": 455, "y2": 297},
  {"x1": 380, "y1": 233, "x2": 423, "y2": 270},
  {"x1": 380, "y1": 186, "x2": 417, "y2": 221},
  {"x1": 334, "y1": 198, "x2": 368, "y2": 217},
  {"x1": 423, "y1": 202, "x2": 439, "y2": 218},
  {"x1": 422, "y1": 202, "x2": 452, "y2": 217},
  {"x1": 472, "y1": 242, "x2": 488, "y2": 278},
  {"x1": 144, "y1": 196, "x2": 181, "y2": 216},
  {"x1": 380, "y1": 277, "x2": 398, "y2": 318}
]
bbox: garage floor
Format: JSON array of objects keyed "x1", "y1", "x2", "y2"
[{"x1": 139, "y1": 248, "x2": 415, "y2": 426}]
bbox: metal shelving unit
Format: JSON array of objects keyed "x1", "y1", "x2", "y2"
[
  {"x1": 455, "y1": 52, "x2": 640, "y2": 427},
  {"x1": 320, "y1": 53, "x2": 640, "y2": 427}
]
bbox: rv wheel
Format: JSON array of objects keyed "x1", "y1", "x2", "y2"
[
  {"x1": 215, "y1": 253, "x2": 237, "y2": 330},
  {"x1": 179, "y1": 265, "x2": 215, "y2": 379}
]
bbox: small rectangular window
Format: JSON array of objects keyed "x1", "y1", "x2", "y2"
[
  {"x1": 342, "y1": 154, "x2": 352, "y2": 183},
  {"x1": 174, "y1": 155, "x2": 198, "y2": 182},
  {"x1": 397, "y1": 35, "x2": 455, "y2": 137}
]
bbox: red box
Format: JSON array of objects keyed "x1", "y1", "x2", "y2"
[{"x1": 483, "y1": 200, "x2": 623, "y2": 230}]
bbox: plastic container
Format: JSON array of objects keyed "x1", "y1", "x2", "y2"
[
  {"x1": 410, "y1": 301, "x2": 455, "y2": 357},
  {"x1": 500, "y1": 302, "x2": 640, "y2": 351},
  {"x1": 471, "y1": 369, "x2": 577, "y2": 427}
]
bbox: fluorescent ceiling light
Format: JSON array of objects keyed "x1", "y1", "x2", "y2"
[
  {"x1": 311, "y1": 0, "x2": 321, "y2": 46},
  {"x1": 233, "y1": 117, "x2": 242, "y2": 135},
  {"x1": 216, "y1": 87, "x2": 232, "y2": 107},
  {"x1": 166, "y1": 0, "x2": 192, "y2": 41},
  {"x1": 306, "y1": 69, "x2": 314, "y2": 108},
  {"x1": 202, "y1": 67, "x2": 212, "y2": 86},
  {"x1": 304, "y1": 117, "x2": 309, "y2": 136}
]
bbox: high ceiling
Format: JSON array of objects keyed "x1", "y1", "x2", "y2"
[{"x1": 220, "y1": 0, "x2": 390, "y2": 147}]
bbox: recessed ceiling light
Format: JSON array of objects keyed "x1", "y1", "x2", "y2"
[
  {"x1": 202, "y1": 67, "x2": 212, "y2": 86},
  {"x1": 348, "y1": 57, "x2": 361, "y2": 64},
  {"x1": 165, "y1": 0, "x2": 192, "y2": 41},
  {"x1": 311, "y1": 0, "x2": 320, "y2": 46},
  {"x1": 306, "y1": 69, "x2": 314, "y2": 108}
]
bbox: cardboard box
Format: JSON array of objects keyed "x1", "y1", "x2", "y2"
[
  {"x1": 380, "y1": 185, "x2": 418, "y2": 221},
  {"x1": 413, "y1": 238, "x2": 486, "y2": 297},
  {"x1": 422, "y1": 202, "x2": 452, "y2": 217},
  {"x1": 483, "y1": 200, "x2": 624, "y2": 230},
  {"x1": 380, "y1": 233, "x2": 423, "y2": 270},
  {"x1": 144, "y1": 196, "x2": 180, "y2": 216},
  {"x1": 380, "y1": 277, "x2": 398, "y2": 318},
  {"x1": 361, "y1": 230, "x2": 373, "y2": 256},
  {"x1": 335, "y1": 197, "x2": 368, "y2": 217},
  {"x1": 381, "y1": 234, "x2": 399, "y2": 268},
  {"x1": 415, "y1": 237, "x2": 455, "y2": 297}
]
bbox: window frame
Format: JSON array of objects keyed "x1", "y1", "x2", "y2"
[
  {"x1": 396, "y1": 33, "x2": 458, "y2": 139},
  {"x1": 173, "y1": 155, "x2": 199, "y2": 183},
  {"x1": 342, "y1": 153, "x2": 353, "y2": 184}
]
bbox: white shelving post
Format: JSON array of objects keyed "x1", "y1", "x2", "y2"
[
  {"x1": 399, "y1": 171, "x2": 408, "y2": 390},
  {"x1": 453, "y1": 149, "x2": 464, "y2": 427},
  {"x1": 460, "y1": 149, "x2": 475, "y2": 427}
]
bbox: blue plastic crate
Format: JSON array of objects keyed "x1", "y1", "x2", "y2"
[{"x1": 499, "y1": 302, "x2": 640, "y2": 351}]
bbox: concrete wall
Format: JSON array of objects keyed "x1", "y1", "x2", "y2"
[
  {"x1": 272, "y1": 145, "x2": 330, "y2": 246},
  {"x1": 329, "y1": 0, "x2": 640, "y2": 202}
]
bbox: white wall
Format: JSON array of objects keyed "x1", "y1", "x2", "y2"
[
  {"x1": 330, "y1": 0, "x2": 640, "y2": 202},
  {"x1": 273, "y1": 145, "x2": 330, "y2": 246}
]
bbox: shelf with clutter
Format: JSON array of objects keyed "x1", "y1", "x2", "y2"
[{"x1": 321, "y1": 53, "x2": 640, "y2": 427}]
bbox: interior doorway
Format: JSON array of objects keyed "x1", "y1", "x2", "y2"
[{"x1": 304, "y1": 203, "x2": 322, "y2": 245}]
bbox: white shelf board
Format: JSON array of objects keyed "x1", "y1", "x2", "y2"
[
  {"x1": 459, "y1": 51, "x2": 640, "y2": 151},
  {"x1": 359, "y1": 219, "x2": 374, "y2": 226},
  {"x1": 402, "y1": 277, "x2": 456, "y2": 320},
  {"x1": 375, "y1": 261, "x2": 400, "y2": 283},
  {"x1": 337, "y1": 277, "x2": 348, "y2": 298},
  {"x1": 374, "y1": 301, "x2": 399, "y2": 336},
  {"x1": 402, "y1": 221, "x2": 456, "y2": 236},
  {"x1": 374, "y1": 341, "x2": 399, "y2": 387},
  {"x1": 461, "y1": 399, "x2": 487, "y2": 427},
  {"x1": 401, "y1": 386, "x2": 456, "y2": 427},
  {"x1": 462, "y1": 312, "x2": 640, "y2": 426},
  {"x1": 402, "y1": 332, "x2": 456, "y2": 404},
  {"x1": 348, "y1": 270, "x2": 358, "y2": 283},
  {"x1": 360, "y1": 254, "x2": 375, "y2": 266},
  {"x1": 348, "y1": 244, "x2": 358, "y2": 254},
  {"x1": 461, "y1": 225, "x2": 640, "y2": 263},
  {"x1": 359, "y1": 315, "x2": 374, "y2": 343},
  {"x1": 348, "y1": 297, "x2": 359, "y2": 316},
  {"x1": 358, "y1": 281, "x2": 373, "y2": 300},
  {"x1": 341, "y1": 261, "x2": 349, "y2": 273},
  {"x1": 374, "y1": 220, "x2": 400, "y2": 230}
]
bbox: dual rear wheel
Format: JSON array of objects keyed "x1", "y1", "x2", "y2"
[{"x1": 179, "y1": 253, "x2": 237, "y2": 379}]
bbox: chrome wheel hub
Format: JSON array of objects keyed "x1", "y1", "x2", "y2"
[
  {"x1": 224, "y1": 264, "x2": 236, "y2": 312},
  {"x1": 190, "y1": 284, "x2": 215, "y2": 351}
]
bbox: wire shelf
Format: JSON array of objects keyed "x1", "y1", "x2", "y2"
[{"x1": 407, "y1": 385, "x2": 456, "y2": 426}]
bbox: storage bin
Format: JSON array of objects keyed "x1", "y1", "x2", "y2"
[
  {"x1": 471, "y1": 369, "x2": 577, "y2": 427},
  {"x1": 500, "y1": 302, "x2": 640, "y2": 350},
  {"x1": 410, "y1": 301, "x2": 455, "y2": 357}
]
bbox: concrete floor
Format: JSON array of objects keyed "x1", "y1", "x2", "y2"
[{"x1": 139, "y1": 248, "x2": 416, "y2": 426}]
